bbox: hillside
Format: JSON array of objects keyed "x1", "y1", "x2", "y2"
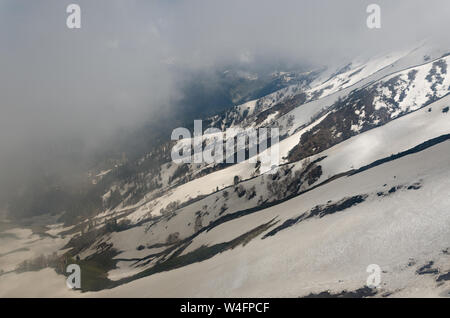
[{"x1": 0, "y1": 43, "x2": 449, "y2": 297}]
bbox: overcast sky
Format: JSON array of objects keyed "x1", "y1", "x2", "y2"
[{"x1": 1, "y1": 0, "x2": 449, "y2": 193}]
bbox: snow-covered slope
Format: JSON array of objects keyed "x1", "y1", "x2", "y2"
[
  {"x1": 93, "y1": 136, "x2": 450, "y2": 297},
  {"x1": 108, "y1": 49, "x2": 449, "y2": 223},
  {"x1": 1, "y1": 43, "x2": 449, "y2": 297},
  {"x1": 75, "y1": 95, "x2": 447, "y2": 284}
]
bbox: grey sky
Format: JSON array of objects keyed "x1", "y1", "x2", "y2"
[{"x1": 0, "y1": 0, "x2": 449, "y2": 194}]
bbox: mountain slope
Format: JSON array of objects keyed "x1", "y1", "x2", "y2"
[{"x1": 1, "y1": 43, "x2": 449, "y2": 297}]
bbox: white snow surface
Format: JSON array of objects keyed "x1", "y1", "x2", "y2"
[{"x1": 91, "y1": 140, "x2": 450, "y2": 297}]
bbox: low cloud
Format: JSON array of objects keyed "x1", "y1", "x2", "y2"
[{"x1": 1, "y1": 0, "x2": 449, "y2": 202}]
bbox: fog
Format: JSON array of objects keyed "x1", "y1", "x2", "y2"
[{"x1": 1, "y1": 0, "x2": 449, "y2": 207}]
